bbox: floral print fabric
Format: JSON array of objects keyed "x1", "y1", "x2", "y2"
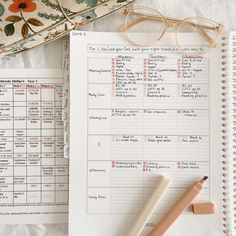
[{"x1": 0, "y1": 0, "x2": 133, "y2": 60}]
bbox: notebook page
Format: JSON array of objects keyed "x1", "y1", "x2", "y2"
[
  {"x1": 69, "y1": 31, "x2": 223, "y2": 236},
  {"x1": 0, "y1": 69, "x2": 69, "y2": 224}
]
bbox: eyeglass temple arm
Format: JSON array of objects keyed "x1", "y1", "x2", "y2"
[
  {"x1": 194, "y1": 25, "x2": 216, "y2": 47},
  {"x1": 123, "y1": 11, "x2": 222, "y2": 31},
  {"x1": 120, "y1": 17, "x2": 149, "y2": 31},
  {"x1": 180, "y1": 20, "x2": 223, "y2": 47}
]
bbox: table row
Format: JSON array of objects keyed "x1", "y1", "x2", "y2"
[
  {"x1": 87, "y1": 160, "x2": 209, "y2": 187},
  {"x1": 0, "y1": 101, "x2": 62, "y2": 106},
  {"x1": 0, "y1": 182, "x2": 68, "y2": 191},
  {"x1": 0, "y1": 190, "x2": 68, "y2": 204},
  {"x1": 88, "y1": 135, "x2": 209, "y2": 161},
  {"x1": 0, "y1": 118, "x2": 63, "y2": 129},
  {"x1": 0, "y1": 166, "x2": 68, "y2": 176},
  {"x1": 0, "y1": 142, "x2": 64, "y2": 153},
  {"x1": 88, "y1": 109, "x2": 209, "y2": 135},
  {"x1": 0, "y1": 129, "x2": 63, "y2": 136}
]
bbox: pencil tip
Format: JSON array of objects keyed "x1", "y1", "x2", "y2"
[{"x1": 201, "y1": 176, "x2": 208, "y2": 182}]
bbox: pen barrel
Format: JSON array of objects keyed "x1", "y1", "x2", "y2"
[
  {"x1": 127, "y1": 176, "x2": 169, "y2": 236},
  {"x1": 149, "y1": 182, "x2": 203, "y2": 236},
  {"x1": 127, "y1": 196, "x2": 161, "y2": 236}
]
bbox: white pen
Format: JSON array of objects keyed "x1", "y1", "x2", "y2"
[{"x1": 127, "y1": 175, "x2": 170, "y2": 236}]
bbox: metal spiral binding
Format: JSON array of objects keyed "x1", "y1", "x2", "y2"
[
  {"x1": 231, "y1": 34, "x2": 236, "y2": 233},
  {"x1": 221, "y1": 35, "x2": 228, "y2": 234}
]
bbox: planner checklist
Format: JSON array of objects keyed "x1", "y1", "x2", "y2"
[{"x1": 69, "y1": 31, "x2": 223, "y2": 236}]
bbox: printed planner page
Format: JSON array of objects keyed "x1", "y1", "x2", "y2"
[
  {"x1": 0, "y1": 69, "x2": 68, "y2": 224},
  {"x1": 69, "y1": 32, "x2": 223, "y2": 236}
]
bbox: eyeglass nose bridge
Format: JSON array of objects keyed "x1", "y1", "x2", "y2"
[{"x1": 164, "y1": 18, "x2": 182, "y2": 29}]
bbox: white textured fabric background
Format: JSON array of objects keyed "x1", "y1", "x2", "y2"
[{"x1": 0, "y1": 0, "x2": 235, "y2": 235}]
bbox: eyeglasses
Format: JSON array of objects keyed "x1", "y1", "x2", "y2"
[{"x1": 120, "y1": 6, "x2": 224, "y2": 54}]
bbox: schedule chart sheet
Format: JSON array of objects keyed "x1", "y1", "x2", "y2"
[
  {"x1": 0, "y1": 69, "x2": 68, "y2": 224},
  {"x1": 87, "y1": 48, "x2": 210, "y2": 212},
  {"x1": 69, "y1": 32, "x2": 222, "y2": 236}
]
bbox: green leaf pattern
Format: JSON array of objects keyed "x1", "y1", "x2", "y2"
[
  {"x1": 75, "y1": 0, "x2": 85, "y2": 4},
  {"x1": 86, "y1": 0, "x2": 98, "y2": 6},
  {"x1": 0, "y1": 3, "x2": 4, "y2": 18},
  {"x1": 76, "y1": 0, "x2": 98, "y2": 6},
  {"x1": 4, "y1": 23, "x2": 15, "y2": 36},
  {"x1": 38, "y1": 0, "x2": 99, "y2": 21}
]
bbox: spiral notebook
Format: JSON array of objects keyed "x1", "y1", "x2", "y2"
[{"x1": 69, "y1": 31, "x2": 236, "y2": 236}]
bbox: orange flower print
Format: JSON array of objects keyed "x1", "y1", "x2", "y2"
[
  {"x1": 9, "y1": 0, "x2": 36, "y2": 13},
  {"x1": 5, "y1": 0, "x2": 42, "y2": 38}
]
